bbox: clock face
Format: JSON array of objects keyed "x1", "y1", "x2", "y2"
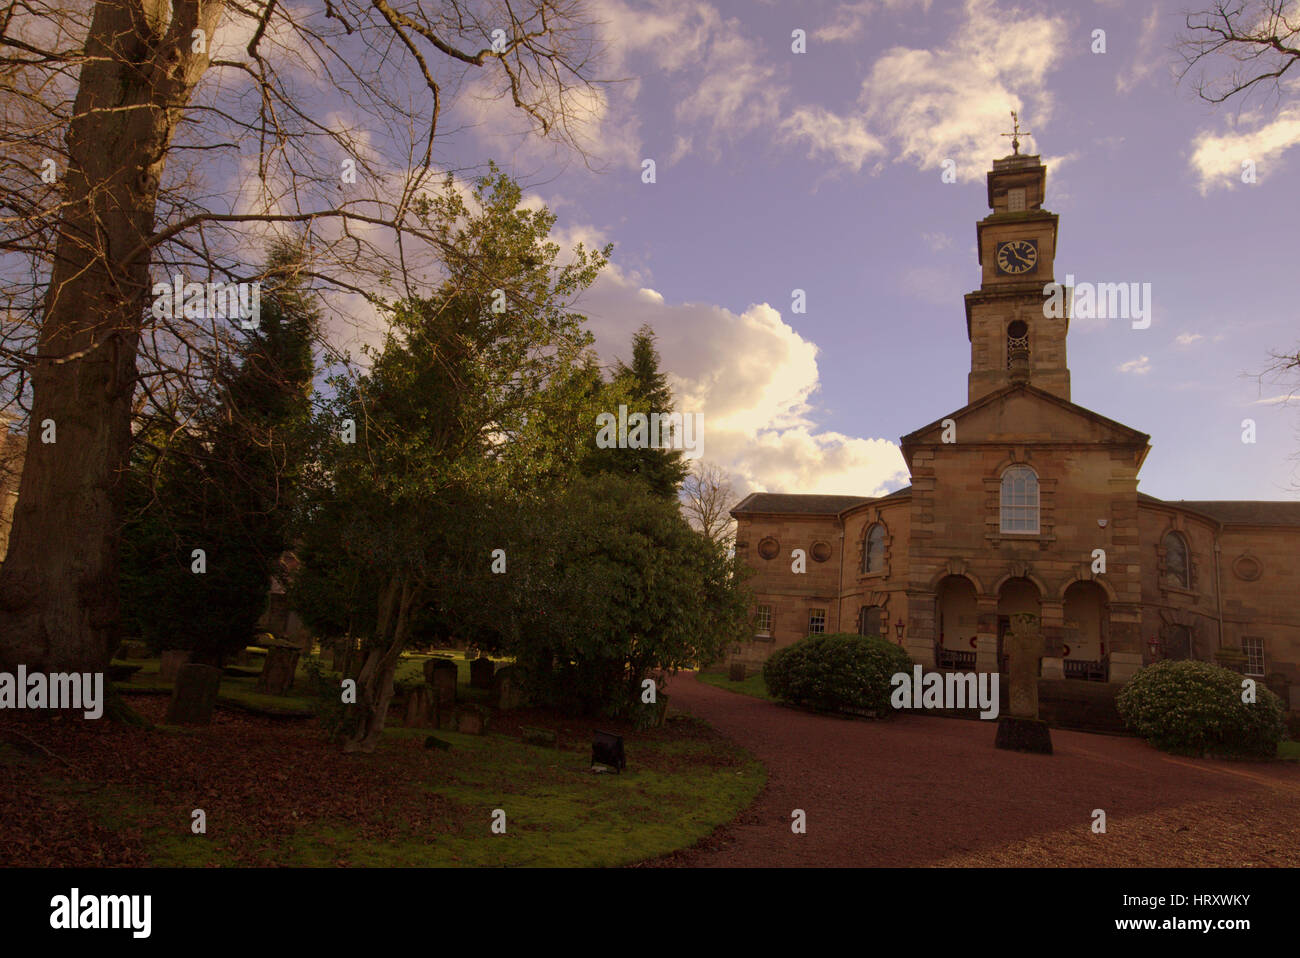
[{"x1": 996, "y1": 239, "x2": 1038, "y2": 275}]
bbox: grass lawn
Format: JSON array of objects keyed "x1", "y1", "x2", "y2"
[
  {"x1": 5, "y1": 649, "x2": 765, "y2": 867},
  {"x1": 1278, "y1": 741, "x2": 1300, "y2": 761},
  {"x1": 696, "y1": 669, "x2": 774, "y2": 702}
]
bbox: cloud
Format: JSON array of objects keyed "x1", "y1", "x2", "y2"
[
  {"x1": 781, "y1": 0, "x2": 1069, "y2": 182},
  {"x1": 922, "y1": 231, "x2": 952, "y2": 251},
  {"x1": 1189, "y1": 105, "x2": 1300, "y2": 193},
  {"x1": 1175, "y1": 332, "x2": 1204, "y2": 346},
  {"x1": 563, "y1": 226, "x2": 909, "y2": 496},
  {"x1": 1118, "y1": 356, "x2": 1152, "y2": 374},
  {"x1": 779, "y1": 107, "x2": 886, "y2": 172},
  {"x1": 812, "y1": 0, "x2": 932, "y2": 43},
  {"x1": 1253, "y1": 394, "x2": 1297, "y2": 405},
  {"x1": 1115, "y1": 5, "x2": 1164, "y2": 95}
]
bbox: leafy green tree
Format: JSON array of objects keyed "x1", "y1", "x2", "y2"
[
  {"x1": 583, "y1": 324, "x2": 690, "y2": 498},
  {"x1": 300, "y1": 169, "x2": 608, "y2": 752},
  {"x1": 471, "y1": 473, "x2": 751, "y2": 719},
  {"x1": 120, "y1": 243, "x2": 317, "y2": 665}
]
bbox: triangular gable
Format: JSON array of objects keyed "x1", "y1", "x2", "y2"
[{"x1": 902, "y1": 383, "x2": 1150, "y2": 451}]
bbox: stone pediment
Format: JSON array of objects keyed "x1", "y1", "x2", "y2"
[{"x1": 901, "y1": 383, "x2": 1150, "y2": 456}]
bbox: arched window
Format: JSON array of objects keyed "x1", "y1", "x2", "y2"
[
  {"x1": 862, "y1": 523, "x2": 885, "y2": 573},
  {"x1": 1007, "y1": 319, "x2": 1029, "y2": 369},
  {"x1": 1162, "y1": 532, "x2": 1189, "y2": 588},
  {"x1": 1000, "y1": 465, "x2": 1039, "y2": 534},
  {"x1": 858, "y1": 605, "x2": 883, "y2": 637}
]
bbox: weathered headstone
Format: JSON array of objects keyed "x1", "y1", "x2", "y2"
[
  {"x1": 492, "y1": 665, "x2": 525, "y2": 710},
  {"x1": 454, "y1": 704, "x2": 491, "y2": 735},
  {"x1": 403, "y1": 686, "x2": 437, "y2": 729},
  {"x1": 728, "y1": 663, "x2": 746, "y2": 682},
  {"x1": 164, "y1": 664, "x2": 222, "y2": 726},
  {"x1": 257, "y1": 644, "x2": 300, "y2": 696},
  {"x1": 426, "y1": 658, "x2": 458, "y2": 707},
  {"x1": 521, "y1": 726, "x2": 557, "y2": 748},
  {"x1": 994, "y1": 613, "x2": 1053, "y2": 754},
  {"x1": 469, "y1": 656, "x2": 494, "y2": 690},
  {"x1": 159, "y1": 649, "x2": 192, "y2": 683}
]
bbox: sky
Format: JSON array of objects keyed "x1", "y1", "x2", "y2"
[{"x1": 322, "y1": 0, "x2": 1300, "y2": 503}]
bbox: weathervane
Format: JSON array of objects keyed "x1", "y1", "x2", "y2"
[{"x1": 1001, "y1": 110, "x2": 1031, "y2": 156}]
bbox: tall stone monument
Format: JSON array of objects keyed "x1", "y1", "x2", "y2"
[{"x1": 994, "y1": 612, "x2": 1053, "y2": 754}]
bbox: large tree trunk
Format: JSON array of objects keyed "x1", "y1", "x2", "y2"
[
  {"x1": 0, "y1": 0, "x2": 225, "y2": 672},
  {"x1": 341, "y1": 574, "x2": 418, "y2": 753}
]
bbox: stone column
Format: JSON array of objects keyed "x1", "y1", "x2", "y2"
[
  {"x1": 903, "y1": 593, "x2": 936, "y2": 667},
  {"x1": 975, "y1": 600, "x2": 999, "y2": 674},
  {"x1": 994, "y1": 612, "x2": 1052, "y2": 754}
]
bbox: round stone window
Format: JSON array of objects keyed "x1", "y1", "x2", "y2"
[
  {"x1": 811, "y1": 541, "x2": 832, "y2": 563},
  {"x1": 1231, "y1": 554, "x2": 1262, "y2": 582},
  {"x1": 757, "y1": 536, "x2": 780, "y2": 560}
]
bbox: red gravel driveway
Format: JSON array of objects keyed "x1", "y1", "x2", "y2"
[{"x1": 659, "y1": 672, "x2": 1300, "y2": 867}]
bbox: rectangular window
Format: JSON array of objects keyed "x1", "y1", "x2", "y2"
[
  {"x1": 1243, "y1": 636, "x2": 1265, "y2": 677},
  {"x1": 755, "y1": 604, "x2": 772, "y2": 637},
  {"x1": 808, "y1": 608, "x2": 826, "y2": 635}
]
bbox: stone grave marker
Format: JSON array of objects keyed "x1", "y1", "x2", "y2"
[
  {"x1": 994, "y1": 612, "x2": 1053, "y2": 754},
  {"x1": 469, "y1": 656, "x2": 495, "y2": 690},
  {"x1": 159, "y1": 649, "x2": 192, "y2": 683},
  {"x1": 425, "y1": 658, "x2": 458, "y2": 708},
  {"x1": 492, "y1": 665, "x2": 525, "y2": 710},
  {"x1": 257, "y1": 644, "x2": 300, "y2": 696},
  {"x1": 164, "y1": 664, "x2": 222, "y2": 726}
]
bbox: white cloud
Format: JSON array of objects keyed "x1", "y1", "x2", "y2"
[
  {"x1": 779, "y1": 107, "x2": 886, "y2": 172},
  {"x1": 1189, "y1": 105, "x2": 1300, "y2": 193},
  {"x1": 812, "y1": 0, "x2": 932, "y2": 43},
  {"x1": 1118, "y1": 355, "x2": 1152, "y2": 374},
  {"x1": 922, "y1": 231, "x2": 952, "y2": 251},
  {"x1": 1175, "y1": 332, "x2": 1204, "y2": 346},
  {"x1": 564, "y1": 226, "x2": 908, "y2": 497},
  {"x1": 1115, "y1": 6, "x2": 1164, "y2": 95},
  {"x1": 781, "y1": 0, "x2": 1069, "y2": 182}
]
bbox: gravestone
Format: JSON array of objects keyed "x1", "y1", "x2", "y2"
[
  {"x1": 454, "y1": 704, "x2": 491, "y2": 735},
  {"x1": 728, "y1": 663, "x2": 746, "y2": 682},
  {"x1": 522, "y1": 726, "x2": 557, "y2": 748},
  {"x1": 425, "y1": 658, "x2": 458, "y2": 708},
  {"x1": 469, "y1": 656, "x2": 494, "y2": 690},
  {"x1": 403, "y1": 686, "x2": 437, "y2": 729},
  {"x1": 164, "y1": 664, "x2": 222, "y2": 726},
  {"x1": 492, "y1": 665, "x2": 525, "y2": 710},
  {"x1": 257, "y1": 644, "x2": 300, "y2": 696},
  {"x1": 994, "y1": 613, "x2": 1053, "y2": 754},
  {"x1": 159, "y1": 650, "x2": 192, "y2": 683},
  {"x1": 119, "y1": 640, "x2": 149, "y2": 660}
]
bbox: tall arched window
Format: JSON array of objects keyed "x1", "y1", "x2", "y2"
[
  {"x1": 1000, "y1": 465, "x2": 1039, "y2": 534},
  {"x1": 1162, "y1": 531, "x2": 1189, "y2": 588},
  {"x1": 862, "y1": 523, "x2": 885, "y2": 573},
  {"x1": 1006, "y1": 319, "x2": 1029, "y2": 369}
]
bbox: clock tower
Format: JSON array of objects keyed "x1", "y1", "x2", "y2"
[{"x1": 964, "y1": 148, "x2": 1069, "y2": 403}]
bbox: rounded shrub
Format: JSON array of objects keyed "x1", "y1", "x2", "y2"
[
  {"x1": 1116, "y1": 660, "x2": 1286, "y2": 758},
  {"x1": 762, "y1": 633, "x2": 913, "y2": 716}
]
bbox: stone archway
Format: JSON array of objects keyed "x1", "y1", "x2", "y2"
[
  {"x1": 1062, "y1": 580, "x2": 1109, "y2": 680},
  {"x1": 935, "y1": 575, "x2": 978, "y2": 669}
]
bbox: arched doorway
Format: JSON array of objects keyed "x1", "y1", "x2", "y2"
[
  {"x1": 935, "y1": 575, "x2": 978, "y2": 669},
  {"x1": 997, "y1": 577, "x2": 1041, "y2": 672},
  {"x1": 1063, "y1": 580, "x2": 1109, "y2": 681}
]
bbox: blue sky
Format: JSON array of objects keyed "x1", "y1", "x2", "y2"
[{"x1": 349, "y1": 0, "x2": 1300, "y2": 502}]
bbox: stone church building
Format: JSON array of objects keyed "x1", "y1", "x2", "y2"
[{"x1": 730, "y1": 151, "x2": 1300, "y2": 707}]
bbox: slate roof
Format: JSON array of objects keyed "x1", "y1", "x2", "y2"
[
  {"x1": 731, "y1": 486, "x2": 911, "y2": 517},
  {"x1": 1141, "y1": 495, "x2": 1300, "y2": 528}
]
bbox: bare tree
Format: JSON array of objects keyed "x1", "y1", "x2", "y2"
[
  {"x1": 1178, "y1": 0, "x2": 1300, "y2": 104},
  {"x1": 1179, "y1": 1, "x2": 1300, "y2": 479},
  {"x1": 0, "y1": 0, "x2": 606, "y2": 672},
  {"x1": 680, "y1": 459, "x2": 736, "y2": 548}
]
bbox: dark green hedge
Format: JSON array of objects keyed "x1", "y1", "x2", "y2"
[
  {"x1": 1116, "y1": 660, "x2": 1286, "y2": 758},
  {"x1": 762, "y1": 633, "x2": 913, "y2": 715}
]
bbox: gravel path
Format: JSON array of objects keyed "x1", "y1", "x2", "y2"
[{"x1": 658, "y1": 672, "x2": 1300, "y2": 867}]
